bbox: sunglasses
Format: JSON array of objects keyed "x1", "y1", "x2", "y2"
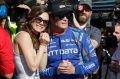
[
  {"x1": 34, "y1": 17, "x2": 49, "y2": 24},
  {"x1": 77, "y1": 4, "x2": 92, "y2": 12},
  {"x1": 53, "y1": 13, "x2": 72, "y2": 20}
]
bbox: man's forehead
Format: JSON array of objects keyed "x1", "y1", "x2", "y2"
[
  {"x1": 115, "y1": 23, "x2": 120, "y2": 27},
  {"x1": 114, "y1": 25, "x2": 120, "y2": 33}
]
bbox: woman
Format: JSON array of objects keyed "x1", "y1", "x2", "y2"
[{"x1": 13, "y1": 4, "x2": 49, "y2": 79}]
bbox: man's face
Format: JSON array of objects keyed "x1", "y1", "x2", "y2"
[
  {"x1": 37, "y1": 0, "x2": 46, "y2": 4},
  {"x1": 50, "y1": 14, "x2": 69, "y2": 32},
  {"x1": 113, "y1": 23, "x2": 120, "y2": 43},
  {"x1": 77, "y1": 4, "x2": 92, "y2": 24}
]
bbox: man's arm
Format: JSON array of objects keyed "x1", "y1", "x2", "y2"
[
  {"x1": 55, "y1": 53, "x2": 98, "y2": 75},
  {"x1": 75, "y1": 32, "x2": 99, "y2": 75},
  {"x1": 0, "y1": 69, "x2": 14, "y2": 79},
  {"x1": 4, "y1": 73, "x2": 13, "y2": 79},
  {"x1": 72, "y1": 13, "x2": 82, "y2": 29},
  {"x1": 90, "y1": 27, "x2": 101, "y2": 48},
  {"x1": 39, "y1": 67, "x2": 56, "y2": 78},
  {"x1": 75, "y1": 53, "x2": 99, "y2": 75},
  {"x1": 109, "y1": 60, "x2": 120, "y2": 73},
  {"x1": 0, "y1": 29, "x2": 15, "y2": 79},
  {"x1": 91, "y1": 39, "x2": 99, "y2": 48}
]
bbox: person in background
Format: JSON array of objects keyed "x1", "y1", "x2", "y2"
[
  {"x1": 40, "y1": 1, "x2": 99, "y2": 79},
  {"x1": 72, "y1": 0, "x2": 101, "y2": 78},
  {"x1": 7, "y1": 4, "x2": 31, "y2": 42},
  {"x1": 0, "y1": 2, "x2": 15, "y2": 79},
  {"x1": 0, "y1": 0, "x2": 7, "y2": 28},
  {"x1": 13, "y1": 4, "x2": 50, "y2": 79},
  {"x1": 100, "y1": 35, "x2": 118, "y2": 79},
  {"x1": 109, "y1": 20, "x2": 120, "y2": 79},
  {"x1": 73, "y1": 0, "x2": 101, "y2": 50}
]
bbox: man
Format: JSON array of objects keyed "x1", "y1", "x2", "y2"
[
  {"x1": 73, "y1": 0, "x2": 101, "y2": 49},
  {"x1": 40, "y1": 1, "x2": 99, "y2": 79},
  {"x1": 72, "y1": 0, "x2": 101, "y2": 78},
  {"x1": 0, "y1": 3, "x2": 15, "y2": 79},
  {"x1": 109, "y1": 20, "x2": 120, "y2": 79}
]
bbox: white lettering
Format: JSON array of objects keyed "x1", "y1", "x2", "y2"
[
  {"x1": 84, "y1": 63, "x2": 95, "y2": 70},
  {"x1": 48, "y1": 48, "x2": 79, "y2": 56}
]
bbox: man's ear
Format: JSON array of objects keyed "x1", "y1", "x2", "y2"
[{"x1": 89, "y1": 11, "x2": 92, "y2": 17}]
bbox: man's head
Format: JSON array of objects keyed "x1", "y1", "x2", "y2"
[
  {"x1": 0, "y1": 4, "x2": 7, "y2": 27},
  {"x1": 49, "y1": 1, "x2": 71, "y2": 34},
  {"x1": 50, "y1": 13, "x2": 69, "y2": 34},
  {"x1": 76, "y1": 0, "x2": 92, "y2": 25},
  {"x1": 113, "y1": 21, "x2": 120, "y2": 43},
  {"x1": 80, "y1": 0, "x2": 92, "y2": 9},
  {"x1": 0, "y1": 3, "x2": 7, "y2": 18}
]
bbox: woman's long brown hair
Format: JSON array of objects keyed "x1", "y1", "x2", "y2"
[{"x1": 21, "y1": 4, "x2": 48, "y2": 50}]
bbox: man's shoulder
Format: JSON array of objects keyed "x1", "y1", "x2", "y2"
[
  {"x1": 0, "y1": 27, "x2": 8, "y2": 37},
  {"x1": 90, "y1": 25, "x2": 101, "y2": 31},
  {"x1": 0, "y1": 26, "x2": 6, "y2": 32},
  {"x1": 69, "y1": 26, "x2": 78, "y2": 31},
  {"x1": 69, "y1": 26, "x2": 86, "y2": 33},
  {"x1": 88, "y1": 25, "x2": 101, "y2": 35}
]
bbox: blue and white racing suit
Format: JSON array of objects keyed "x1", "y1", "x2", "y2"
[{"x1": 40, "y1": 26, "x2": 99, "y2": 79}]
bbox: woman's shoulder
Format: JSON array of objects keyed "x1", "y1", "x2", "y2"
[
  {"x1": 16, "y1": 31, "x2": 30, "y2": 37},
  {"x1": 14, "y1": 31, "x2": 31, "y2": 42}
]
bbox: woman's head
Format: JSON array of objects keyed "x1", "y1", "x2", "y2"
[
  {"x1": 22, "y1": 4, "x2": 49, "y2": 34},
  {"x1": 30, "y1": 12, "x2": 49, "y2": 33},
  {"x1": 22, "y1": 4, "x2": 49, "y2": 49}
]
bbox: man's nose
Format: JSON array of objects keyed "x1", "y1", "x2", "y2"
[
  {"x1": 40, "y1": 21, "x2": 44, "y2": 24},
  {"x1": 62, "y1": 16, "x2": 68, "y2": 20},
  {"x1": 83, "y1": 10, "x2": 86, "y2": 13}
]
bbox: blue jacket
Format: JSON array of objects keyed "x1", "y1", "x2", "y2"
[{"x1": 40, "y1": 26, "x2": 99, "y2": 79}]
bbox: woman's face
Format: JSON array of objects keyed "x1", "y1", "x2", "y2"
[{"x1": 31, "y1": 12, "x2": 49, "y2": 33}]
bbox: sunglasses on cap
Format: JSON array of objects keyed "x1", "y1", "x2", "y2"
[
  {"x1": 34, "y1": 17, "x2": 49, "y2": 24},
  {"x1": 77, "y1": 4, "x2": 92, "y2": 12}
]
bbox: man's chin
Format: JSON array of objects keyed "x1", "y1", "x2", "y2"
[
  {"x1": 61, "y1": 24, "x2": 68, "y2": 28},
  {"x1": 79, "y1": 20, "x2": 86, "y2": 24}
]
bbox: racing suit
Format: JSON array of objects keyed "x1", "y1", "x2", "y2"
[{"x1": 40, "y1": 26, "x2": 99, "y2": 79}]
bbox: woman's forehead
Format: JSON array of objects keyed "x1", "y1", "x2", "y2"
[{"x1": 38, "y1": 12, "x2": 49, "y2": 20}]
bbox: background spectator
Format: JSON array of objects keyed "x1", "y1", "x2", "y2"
[
  {"x1": 109, "y1": 20, "x2": 120, "y2": 79},
  {"x1": 0, "y1": 1, "x2": 15, "y2": 78},
  {"x1": 71, "y1": 0, "x2": 101, "y2": 78}
]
